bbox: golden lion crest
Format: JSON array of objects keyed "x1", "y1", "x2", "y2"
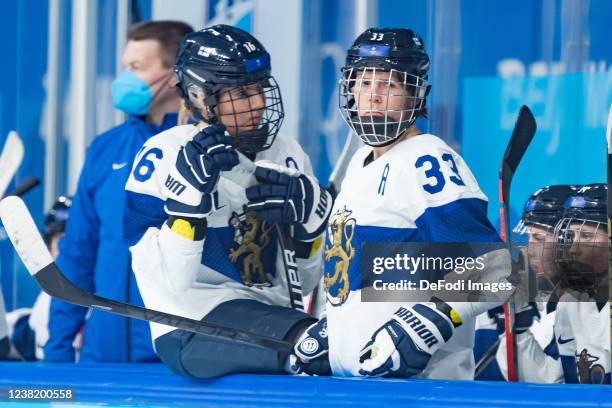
[
  {"x1": 576, "y1": 348, "x2": 606, "y2": 384},
  {"x1": 324, "y1": 207, "x2": 356, "y2": 304},
  {"x1": 229, "y1": 211, "x2": 271, "y2": 287}
]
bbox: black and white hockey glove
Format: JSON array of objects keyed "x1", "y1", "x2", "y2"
[
  {"x1": 164, "y1": 124, "x2": 239, "y2": 219},
  {"x1": 292, "y1": 317, "x2": 331, "y2": 376},
  {"x1": 359, "y1": 302, "x2": 462, "y2": 378},
  {"x1": 245, "y1": 163, "x2": 332, "y2": 241}
]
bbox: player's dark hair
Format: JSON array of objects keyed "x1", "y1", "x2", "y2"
[{"x1": 127, "y1": 21, "x2": 194, "y2": 68}]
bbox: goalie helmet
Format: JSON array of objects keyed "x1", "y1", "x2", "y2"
[
  {"x1": 174, "y1": 25, "x2": 284, "y2": 155},
  {"x1": 339, "y1": 27, "x2": 431, "y2": 147},
  {"x1": 554, "y1": 183, "x2": 608, "y2": 295},
  {"x1": 44, "y1": 196, "x2": 71, "y2": 245}
]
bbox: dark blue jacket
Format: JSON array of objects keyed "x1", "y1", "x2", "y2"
[{"x1": 45, "y1": 114, "x2": 177, "y2": 362}]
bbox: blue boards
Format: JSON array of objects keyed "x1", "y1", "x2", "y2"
[{"x1": 0, "y1": 362, "x2": 609, "y2": 407}]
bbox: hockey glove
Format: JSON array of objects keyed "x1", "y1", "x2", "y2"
[
  {"x1": 165, "y1": 124, "x2": 238, "y2": 219},
  {"x1": 292, "y1": 317, "x2": 332, "y2": 376},
  {"x1": 487, "y1": 302, "x2": 540, "y2": 335},
  {"x1": 245, "y1": 163, "x2": 332, "y2": 241},
  {"x1": 359, "y1": 302, "x2": 462, "y2": 378}
]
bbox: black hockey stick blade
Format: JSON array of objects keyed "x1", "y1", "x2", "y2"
[
  {"x1": 500, "y1": 105, "x2": 537, "y2": 211},
  {"x1": 0, "y1": 196, "x2": 293, "y2": 353},
  {"x1": 498, "y1": 105, "x2": 537, "y2": 382},
  {"x1": 7, "y1": 176, "x2": 40, "y2": 197}
]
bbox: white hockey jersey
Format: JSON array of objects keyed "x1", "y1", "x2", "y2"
[
  {"x1": 124, "y1": 125, "x2": 322, "y2": 342},
  {"x1": 475, "y1": 302, "x2": 562, "y2": 383},
  {"x1": 324, "y1": 134, "x2": 508, "y2": 379},
  {"x1": 496, "y1": 297, "x2": 611, "y2": 384}
]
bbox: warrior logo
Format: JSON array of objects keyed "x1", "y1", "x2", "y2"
[
  {"x1": 575, "y1": 348, "x2": 606, "y2": 384},
  {"x1": 324, "y1": 207, "x2": 356, "y2": 306},
  {"x1": 229, "y1": 210, "x2": 272, "y2": 287}
]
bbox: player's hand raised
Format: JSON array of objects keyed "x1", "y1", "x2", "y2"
[
  {"x1": 177, "y1": 124, "x2": 239, "y2": 194},
  {"x1": 245, "y1": 162, "x2": 332, "y2": 241},
  {"x1": 358, "y1": 302, "x2": 461, "y2": 378},
  {"x1": 164, "y1": 124, "x2": 238, "y2": 219}
]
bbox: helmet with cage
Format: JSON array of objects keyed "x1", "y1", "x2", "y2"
[
  {"x1": 554, "y1": 183, "x2": 608, "y2": 295},
  {"x1": 174, "y1": 25, "x2": 284, "y2": 155},
  {"x1": 338, "y1": 27, "x2": 430, "y2": 147}
]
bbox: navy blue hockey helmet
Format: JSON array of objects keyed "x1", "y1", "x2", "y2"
[
  {"x1": 339, "y1": 28, "x2": 431, "y2": 147},
  {"x1": 560, "y1": 183, "x2": 607, "y2": 225},
  {"x1": 554, "y1": 183, "x2": 608, "y2": 294},
  {"x1": 44, "y1": 196, "x2": 71, "y2": 245},
  {"x1": 514, "y1": 184, "x2": 580, "y2": 234},
  {"x1": 174, "y1": 25, "x2": 284, "y2": 155}
]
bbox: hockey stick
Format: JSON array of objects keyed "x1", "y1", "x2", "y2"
[
  {"x1": 498, "y1": 105, "x2": 537, "y2": 381},
  {"x1": 326, "y1": 130, "x2": 363, "y2": 198},
  {"x1": 6, "y1": 176, "x2": 40, "y2": 197},
  {"x1": 474, "y1": 337, "x2": 501, "y2": 378},
  {"x1": 276, "y1": 223, "x2": 305, "y2": 311},
  {"x1": 223, "y1": 152, "x2": 305, "y2": 312},
  {"x1": 0, "y1": 195, "x2": 293, "y2": 353},
  {"x1": 0, "y1": 131, "x2": 24, "y2": 199},
  {"x1": 606, "y1": 103, "x2": 612, "y2": 373}
]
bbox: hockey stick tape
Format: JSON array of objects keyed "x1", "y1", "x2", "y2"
[{"x1": 0, "y1": 196, "x2": 53, "y2": 274}]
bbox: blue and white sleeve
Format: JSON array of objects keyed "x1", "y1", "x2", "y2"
[
  {"x1": 405, "y1": 142, "x2": 510, "y2": 318},
  {"x1": 123, "y1": 134, "x2": 203, "y2": 294}
]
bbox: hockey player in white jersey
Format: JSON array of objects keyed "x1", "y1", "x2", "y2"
[
  {"x1": 292, "y1": 28, "x2": 511, "y2": 379},
  {"x1": 123, "y1": 25, "x2": 332, "y2": 379},
  {"x1": 478, "y1": 185, "x2": 578, "y2": 382},
  {"x1": 494, "y1": 183, "x2": 610, "y2": 384}
]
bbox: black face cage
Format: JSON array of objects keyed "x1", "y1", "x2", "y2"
[
  {"x1": 218, "y1": 77, "x2": 284, "y2": 155},
  {"x1": 338, "y1": 67, "x2": 428, "y2": 146},
  {"x1": 179, "y1": 74, "x2": 284, "y2": 156},
  {"x1": 553, "y1": 217, "x2": 609, "y2": 294}
]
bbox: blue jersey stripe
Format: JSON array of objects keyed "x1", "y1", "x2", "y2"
[{"x1": 123, "y1": 191, "x2": 166, "y2": 247}]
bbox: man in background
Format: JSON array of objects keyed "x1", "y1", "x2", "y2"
[{"x1": 45, "y1": 21, "x2": 193, "y2": 362}]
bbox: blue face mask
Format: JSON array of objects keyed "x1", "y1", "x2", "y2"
[{"x1": 111, "y1": 70, "x2": 154, "y2": 115}]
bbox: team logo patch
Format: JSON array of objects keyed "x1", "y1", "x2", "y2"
[
  {"x1": 229, "y1": 210, "x2": 273, "y2": 287},
  {"x1": 324, "y1": 206, "x2": 356, "y2": 306},
  {"x1": 576, "y1": 348, "x2": 606, "y2": 384}
]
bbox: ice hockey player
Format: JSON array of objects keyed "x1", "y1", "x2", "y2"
[
  {"x1": 123, "y1": 25, "x2": 333, "y2": 379},
  {"x1": 478, "y1": 185, "x2": 579, "y2": 382},
  {"x1": 494, "y1": 183, "x2": 610, "y2": 384},
  {"x1": 292, "y1": 27, "x2": 511, "y2": 380}
]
